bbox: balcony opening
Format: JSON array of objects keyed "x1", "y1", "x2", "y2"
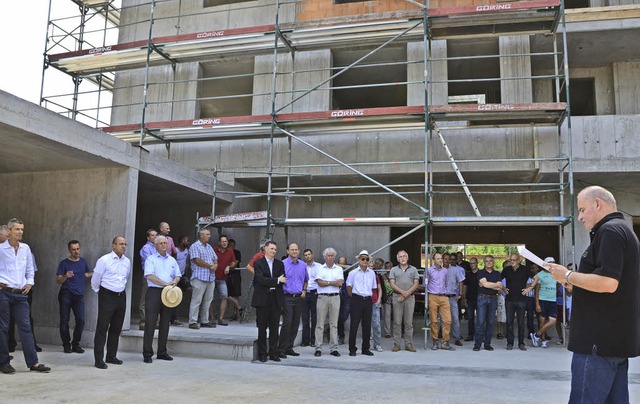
[
  {"x1": 564, "y1": 0, "x2": 591, "y2": 9},
  {"x1": 198, "y1": 59, "x2": 254, "y2": 118},
  {"x1": 553, "y1": 78, "x2": 595, "y2": 116},
  {"x1": 331, "y1": 45, "x2": 407, "y2": 110},
  {"x1": 447, "y1": 38, "x2": 501, "y2": 104}
]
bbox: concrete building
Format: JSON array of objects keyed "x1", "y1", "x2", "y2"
[{"x1": 6, "y1": 0, "x2": 638, "y2": 346}]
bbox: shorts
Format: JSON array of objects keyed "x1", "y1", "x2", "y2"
[
  {"x1": 539, "y1": 300, "x2": 557, "y2": 319},
  {"x1": 226, "y1": 271, "x2": 242, "y2": 297},
  {"x1": 215, "y1": 279, "x2": 228, "y2": 299}
]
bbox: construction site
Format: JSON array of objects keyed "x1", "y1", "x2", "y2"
[{"x1": 1, "y1": 0, "x2": 640, "y2": 357}]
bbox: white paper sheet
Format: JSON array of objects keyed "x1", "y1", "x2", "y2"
[{"x1": 517, "y1": 245, "x2": 547, "y2": 268}]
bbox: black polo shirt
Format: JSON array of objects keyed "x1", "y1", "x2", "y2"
[
  {"x1": 464, "y1": 270, "x2": 479, "y2": 300},
  {"x1": 501, "y1": 265, "x2": 533, "y2": 302},
  {"x1": 477, "y1": 269, "x2": 501, "y2": 296},
  {"x1": 569, "y1": 212, "x2": 640, "y2": 358}
]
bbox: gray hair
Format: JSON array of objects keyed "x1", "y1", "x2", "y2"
[
  {"x1": 154, "y1": 235, "x2": 167, "y2": 246},
  {"x1": 323, "y1": 247, "x2": 337, "y2": 258},
  {"x1": 7, "y1": 218, "x2": 23, "y2": 230},
  {"x1": 198, "y1": 228, "x2": 210, "y2": 236},
  {"x1": 579, "y1": 186, "x2": 617, "y2": 210}
]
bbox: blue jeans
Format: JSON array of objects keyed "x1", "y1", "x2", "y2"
[
  {"x1": 371, "y1": 302, "x2": 381, "y2": 347},
  {"x1": 0, "y1": 289, "x2": 38, "y2": 367},
  {"x1": 449, "y1": 297, "x2": 461, "y2": 340},
  {"x1": 474, "y1": 295, "x2": 497, "y2": 348},
  {"x1": 570, "y1": 347, "x2": 629, "y2": 404},
  {"x1": 58, "y1": 290, "x2": 85, "y2": 348}
]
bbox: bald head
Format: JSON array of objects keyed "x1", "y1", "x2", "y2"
[{"x1": 577, "y1": 186, "x2": 618, "y2": 230}]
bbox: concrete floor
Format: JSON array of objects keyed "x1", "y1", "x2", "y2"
[{"x1": 4, "y1": 334, "x2": 640, "y2": 403}]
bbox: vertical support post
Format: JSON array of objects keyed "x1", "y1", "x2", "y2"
[
  {"x1": 140, "y1": 0, "x2": 156, "y2": 147},
  {"x1": 212, "y1": 169, "x2": 218, "y2": 221},
  {"x1": 40, "y1": 0, "x2": 55, "y2": 108},
  {"x1": 422, "y1": 0, "x2": 431, "y2": 332}
]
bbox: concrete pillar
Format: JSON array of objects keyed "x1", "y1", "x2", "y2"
[
  {"x1": 499, "y1": 36, "x2": 532, "y2": 103},
  {"x1": 253, "y1": 54, "x2": 294, "y2": 115},
  {"x1": 613, "y1": 61, "x2": 640, "y2": 115},
  {"x1": 408, "y1": 40, "x2": 447, "y2": 106},
  {"x1": 292, "y1": 50, "x2": 331, "y2": 113}
]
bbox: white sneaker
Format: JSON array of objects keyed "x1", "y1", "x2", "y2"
[
  {"x1": 375, "y1": 345, "x2": 383, "y2": 352},
  {"x1": 530, "y1": 332, "x2": 541, "y2": 347},
  {"x1": 542, "y1": 340, "x2": 548, "y2": 349}
]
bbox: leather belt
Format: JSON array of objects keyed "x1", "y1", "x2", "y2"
[
  {"x1": 100, "y1": 286, "x2": 125, "y2": 296},
  {"x1": 479, "y1": 293, "x2": 498, "y2": 298},
  {"x1": 0, "y1": 284, "x2": 23, "y2": 294},
  {"x1": 284, "y1": 293, "x2": 303, "y2": 298},
  {"x1": 352, "y1": 294, "x2": 372, "y2": 300},
  {"x1": 319, "y1": 293, "x2": 338, "y2": 296}
]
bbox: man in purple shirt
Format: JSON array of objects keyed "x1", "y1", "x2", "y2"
[
  {"x1": 426, "y1": 252, "x2": 454, "y2": 351},
  {"x1": 277, "y1": 242, "x2": 308, "y2": 358}
]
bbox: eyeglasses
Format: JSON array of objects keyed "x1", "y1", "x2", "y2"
[{"x1": 360, "y1": 257, "x2": 370, "y2": 261}]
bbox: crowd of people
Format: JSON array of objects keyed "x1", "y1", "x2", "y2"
[{"x1": 1, "y1": 184, "x2": 639, "y2": 403}]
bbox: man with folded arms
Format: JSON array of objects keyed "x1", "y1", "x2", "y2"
[
  {"x1": 92, "y1": 236, "x2": 130, "y2": 369},
  {"x1": 389, "y1": 250, "x2": 419, "y2": 352},
  {"x1": 346, "y1": 250, "x2": 377, "y2": 357},
  {"x1": 143, "y1": 236, "x2": 181, "y2": 363},
  {"x1": 0, "y1": 219, "x2": 50, "y2": 374}
]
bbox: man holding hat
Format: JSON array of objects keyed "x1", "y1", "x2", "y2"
[
  {"x1": 346, "y1": 250, "x2": 377, "y2": 356},
  {"x1": 142, "y1": 235, "x2": 181, "y2": 363}
]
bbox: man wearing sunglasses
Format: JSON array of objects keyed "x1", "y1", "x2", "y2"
[{"x1": 346, "y1": 250, "x2": 377, "y2": 357}]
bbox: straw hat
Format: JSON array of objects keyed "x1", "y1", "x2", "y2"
[{"x1": 161, "y1": 285, "x2": 183, "y2": 308}]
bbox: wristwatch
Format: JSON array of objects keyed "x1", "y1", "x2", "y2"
[{"x1": 564, "y1": 270, "x2": 573, "y2": 285}]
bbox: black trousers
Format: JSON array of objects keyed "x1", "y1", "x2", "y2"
[
  {"x1": 278, "y1": 294, "x2": 303, "y2": 353},
  {"x1": 525, "y1": 296, "x2": 536, "y2": 334},
  {"x1": 348, "y1": 295, "x2": 372, "y2": 353},
  {"x1": 506, "y1": 300, "x2": 526, "y2": 345},
  {"x1": 94, "y1": 287, "x2": 126, "y2": 363},
  {"x1": 9, "y1": 288, "x2": 37, "y2": 350},
  {"x1": 338, "y1": 297, "x2": 350, "y2": 339},
  {"x1": 143, "y1": 287, "x2": 171, "y2": 359},
  {"x1": 256, "y1": 292, "x2": 280, "y2": 358},
  {"x1": 301, "y1": 290, "x2": 317, "y2": 345}
]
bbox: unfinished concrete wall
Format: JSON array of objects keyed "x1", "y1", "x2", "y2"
[
  {"x1": 613, "y1": 62, "x2": 640, "y2": 115},
  {"x1": 500, "y1": 36, "x2": 532, "y2": 103},
  {"x1": 0, "y1": 167, "x2": 138, "y2": 347},
  {"x1": 408, "y1": 40, "x2": 447, "y2": 106}
]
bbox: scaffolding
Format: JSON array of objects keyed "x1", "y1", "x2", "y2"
[{"x1": 43, "y1": 1, "x2": 576, "y2": 337}]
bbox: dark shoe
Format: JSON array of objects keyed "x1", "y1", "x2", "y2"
[
  {"x1": 218, "y1": 319, "x2": 229, "y2": 326},
  {"x1": 441, "y1": 342, "x2": 455, "y2": 351},
  {"x1": 385, "y1": 334, "x2": 391, "y2": 338},
  {"x1": 95, "y1": 362, "x2": 108, "y2": 369},
  {"x1": 72, "y1": 346, "x2": 85, "y2": 354},
  {"x1": 473, "y1": 346, "x2": 481, "y2": 351},
  {"x1": 496, "y1": 334, "x2": 504, "y2": 340},
  {"x1": 269, "y1": 355, "x2": 281, "y2": 362},
  {"x1": 455, "y1": 340, "x2": 463, "y2": 347},
  {"x1": 300, "y1": 342, "x2": 309, "y2": 347},
  {"x1": 139, "y1": 323, "x2": 145, "y2": 331},
  {"x1": 0, "y1": 363, "x2": 16, "y2": 374},
  {"x1": 361, "y1": 350, "x2": 374, "y2": 356},
  {"x1": 278, "y1": 352, "x2": 287, "y2": 359},
  {"x1": 519, "y1": 344, "x2": 527, "y2": 351},
  {"x1": 258, "y1": 356, "x2": 268, "y2": 363},
  {"x1": 143, "y1": 357, "x2": 152, "y2": 364},
  {"x1": 8, "y1": 355, "x2": 13, "y2": 360},
  {"x1": 506, "y1": 344, "x2": 513, "y2": 350},
  {"x1": 106, "y1": 357, "x2": 123, "y2": 365},
  {"x1": 314, "y1": 351, "x2": 322, "y2": 357},
  {"x1": 405, "y1": 344, "x2": 416, "y2": 352},
  {"x1": 35, "y1": 346, "x2": 43, "y2": 353},
  {"x1": 230, "y1": 314, "x2": 238, "y2": 321},
  {"x1": 30, "y1": 363, "x2": 51, "y2": 373},
  {"x1": 464, "y1": 336, "x2": 474, "y2": 342},
  {"x1": 170, "y1": 320, "x2": 184, "y2": 327},
  {"x1": 157, "y1": 354, "x2": 173, "y2": 361},
  {"x1": 338, "y1": 336, "x2": 345, "y2": 345},
  {"x1": 200, "y1": 322, "x2": 216, "y2": 328},
  {"x1": 188, "y1": 323, "x2": 200, "y2": 330},
  {"x1": 330, "y1": 351, "x2": 341, "y2": 357},
  {"x1": 284, "y1": 350, "x2": 300, "y2": 357},
  {"x1": 484, "y1": 345, "x2": 494, "y2": 351},
  {"x1": 349, "y1": 351, "x2": 356, "y2": 357},
  {"x1": 64, "y1": 346, "x2": 73, "y2": 354},
  {"x1": 431, "y1": 341, "x2": 440, "y2": 351}
]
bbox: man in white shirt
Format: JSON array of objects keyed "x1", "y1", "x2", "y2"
[
  {"x1": 142, "y1": 236, "x2": 181, "y2": 363},
  {"x1": 314, "y1": 247, "x2": 344, "y2": 357},
  {"x1": 301, "y1": 249, "x2": 321, "y2": 347},
  {"x1": 91, "y1": 236, "x2": 130, "y2": 369},
  {"x1": 346, "y1": 250, "x2": 377, "y2": 357},
  {"x1": 0, "y1": 219, "x2": 50, "y2": 374}
]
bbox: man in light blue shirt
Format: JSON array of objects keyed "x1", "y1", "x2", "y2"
[
  {"x1": 138, "y1": 229, "x2": 157, "y2": 330},
  {"x1": 143, "y1": 236, "x2": 181, "y2": 363},
  {"x1": 444, "y1": 253, "x2": 465, "y2": 347}
]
